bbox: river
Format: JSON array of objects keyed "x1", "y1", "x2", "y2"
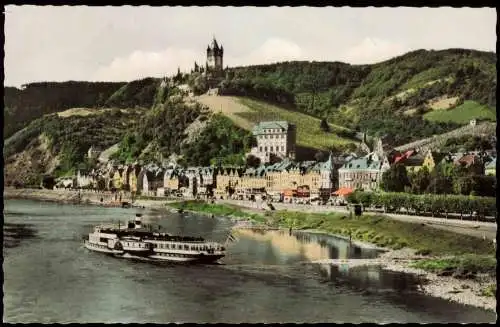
[{"x1": 3, "y1": 199, "x2": 495, "y2": 323}]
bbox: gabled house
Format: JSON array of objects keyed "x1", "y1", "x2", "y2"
[
  {"x1": 399, "y1": 151, "x2": 425, "y2": 174},
  {"x1": 139, "y1": 167, "x2": 165, "y2": 196},
  {"x1": 337, "y1": 152, "x2": 388, "y2": 192},
  {"x1": 163, "y1": 167, "x2": 179, "y2": 192},
  {"x1": 422, "y1": 150, "x2": 446, "y2": 172},
  {"x1": 105, "y1": 167, "x2": 116, "y2": 190},
  {"x1": 141, "y1": 170, "x2": 155, "y2": 195},
  {"x1": 198, "y1": 167, "x2": 216, "y2": 196},
  {"x1": 182, "y1": 168, "x2": 199, "y2": 197},
  {"x1": 76, "y1": 169, "x2": 95, "y2": 188},
  {"x1": 112, "y1": 168, "x2": 124, "y2": 190},
  {"x1": 128, "y1": 165, "x2": 141, "y2": 193},
  {"x1": 454, "y1": 154, "x2": 484, "y2": 175},
  {"x1": 214, "y1": 167, "x2": 244, "y2": 199},
  {"x1": 392, "y1": 149, "x2": 416, "y2": 165}
]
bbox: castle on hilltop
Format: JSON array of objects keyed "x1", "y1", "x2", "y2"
[
  {"x1": 192, "y1": 37, "x2": 225, "y2": 81},
  {"x1": 206, "y1": 37, "x2": 223, "y2": 73}
]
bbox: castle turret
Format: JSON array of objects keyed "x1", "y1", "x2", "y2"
[{"x1": 206, "y1": 37, "x2": 224, "y2": 73}]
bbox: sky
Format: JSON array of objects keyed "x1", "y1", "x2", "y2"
[{"x1": 4, "y1": 6, "x2": 496, "y2": 87}]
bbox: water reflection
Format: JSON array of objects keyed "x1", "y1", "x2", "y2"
[
  {"x1": 234, "y1": 228, "x2": 421, "y2": 295},
  {"x1": 234, "y1": 228, "x2": 381, "y2": 263},
  {"x1": 4, "y1": 223, "x2": 38, "y2": 248}
]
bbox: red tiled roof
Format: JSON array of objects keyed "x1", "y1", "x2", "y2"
[
  {"x1": 394, "y1": 155, "x2": 405, "y2": 164},
  {"x1": 457, "y1": 154, "x2": 480, "y2": 166},
  {"x1": 404, "y1": 150, "x2": 415, "y2": 158}
]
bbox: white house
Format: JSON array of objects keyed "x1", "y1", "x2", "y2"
[{"x1": 250, "y1": 121, "x2": 297, "y2": 164}]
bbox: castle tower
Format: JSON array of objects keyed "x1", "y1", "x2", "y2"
[{"x1": 206, "y1": 37, "x2": 224, "y2": 73}]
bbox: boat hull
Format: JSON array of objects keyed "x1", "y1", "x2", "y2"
[
  {"x1": 84, "y1": 240, "x2": 124, "y2": 255},
  {"x1": 84, "y1": 241, "x2": 224, "y2": 264},
  {"x1": 148, "y1": 253, "x2": 225, "y2": 264}
]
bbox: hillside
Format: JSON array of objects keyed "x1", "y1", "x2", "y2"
[
  {"x1": 218, "y1": 48, "x2": 496, "y2": 145},
  {"x1": 197, "y1": 95, "x2": 358, "y2": 152},
  {"x1": 3, "y1": 78, "x2": 161, "y2": 139},
  {"x1": 3, "y1": 48, "x2": 497, "y2": 184},
  {"x1": 4, "y1": 106, "x2": 146, "y2": 185},
  {"x1": 423, "y1": 100, "x2": 496, "y2": 124}
]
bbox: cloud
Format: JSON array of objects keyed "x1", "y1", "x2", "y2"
[
  {"x1": 227, "y1": 38, "x2": 303, "y2": 66},
  {"x1": 91, "y1": 38, "x2": 304, "y2": 81},
  {"x1": 92, "y1": 47, "x2": 205, "y2": 81},
  {"x1": 339, "y1": 37, "x2": 410, "y2": 64}
]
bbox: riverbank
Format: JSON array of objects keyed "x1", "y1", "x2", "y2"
[
  {"x1": 168, "y1": 200, "x2": 497, "y2": 312},
  {"x1": 3, "y1": 187, "x2": 173, "y2": 209}
]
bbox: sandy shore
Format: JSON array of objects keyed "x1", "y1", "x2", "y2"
[
  {"x1": 4, "y1": 188, "x2": 496, "y2": 312},
  {"x1": 379, "y1": 248, "x2": 496, "y2": 312}
]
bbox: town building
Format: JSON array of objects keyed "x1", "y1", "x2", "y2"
[
  {"x1": 198, "y1": 167, "x2": 216, "y2": 196},
  {"x1": 76, "y1": 169, "x2": 95, "y2": 188},
  {"x1": 393, "y1": 150, "x2": 426, "y2": 174},
  {"x1": 421, "y1": 150, "x2": 446, "y2": 172},
  {"x1": 337, "y1": 153, "x2": 390, "y2": 192},
  {"x1": 214, "y1": 167, "x2": 244, "y2": 199},
  {"x1": 138, "y1": 165, "x2": 164, "y2": 196},
  {"x1": 163, "y1": 166, "x2": 179, "y2": 193},
  {"x1": 250, "y1": 121, "x2": 297, "y2": 164},
  {"x1": 454, "y1": 154, "x2": 485, "y2": 175},
  {"x1": 235, "y1": 166, "x2": 268, "y2": 199},
  {"x1": 128, "y1": 165, "x2": 141, "y2": 194}
]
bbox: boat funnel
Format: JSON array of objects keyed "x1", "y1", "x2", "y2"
[{"x1": 134, "y1": 214, "x2": 142, "y2": 229}]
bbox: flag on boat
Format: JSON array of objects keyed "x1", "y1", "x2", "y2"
[{"x1": 226, "y1": 232, "x2": 238, "y2": 243}]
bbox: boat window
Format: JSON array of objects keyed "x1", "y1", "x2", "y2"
[{"x1": 184, "y1": 245, "x2": 189, "y2": 250}]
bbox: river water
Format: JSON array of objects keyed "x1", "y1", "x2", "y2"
[{"x1": 3, "y1": 199, "x2": 495, "y2": 323}]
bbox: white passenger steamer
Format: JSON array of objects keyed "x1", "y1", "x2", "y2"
[{"x1": 84, "y1": 214, "x2": 226, "y2": 264}]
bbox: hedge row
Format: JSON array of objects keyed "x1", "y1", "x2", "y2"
[{"x1": 347, "y1": 191, "x2": 497, "y2": 217}]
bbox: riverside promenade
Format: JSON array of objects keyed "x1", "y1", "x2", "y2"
[
  {"x1": 217, "y1": 199, "x2": 497, "y2": 241},
  {"x1": 4, "y1": 188, "x2": 496, "y2": 240}
]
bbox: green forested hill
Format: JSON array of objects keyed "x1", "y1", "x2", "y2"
[
  {"x1": 219, "y1": 48, "x2": 496, "y2": 145},
  {"x1": 3, "y1": 78, "x2": 161, "y2": 139},
  {"x1": 4, "y1": 81, "x2": 125, "y2": 138}
]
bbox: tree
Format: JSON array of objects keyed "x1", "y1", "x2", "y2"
[
  {"x1": 452, "y1": 176, "x2": 475, "y2": 195},
  {"x1": 269, "y1": 153, "x2": 282, "y2": 165},
  {"x1": 426, "y1": 174, "x2": 454, "y2": 194},
  {"x1": 41, "y1": 175, "x2": 56, "y2": 189},
  {"x1": 409, "y1": 167, "x2": 431, "y2": 194},
  {"x1": 320, "y1": 118, "x2": 330, "y2": 132},
  {"x1": 314, "y1": 151, "x2": 326, "y2": 162},
  {"x1": 380, "y1": 163, "x2": 410, "y2": 192},
  {"x1": 246, "y1": 154, "x2": 261, "y2": 168}
]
